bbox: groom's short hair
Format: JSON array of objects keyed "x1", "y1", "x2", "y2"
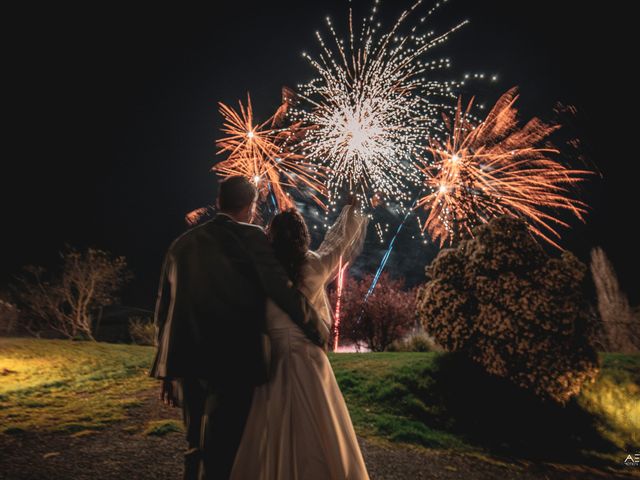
[{"x1": 218, "y1": 176, "x2": 258, "y2": 212}]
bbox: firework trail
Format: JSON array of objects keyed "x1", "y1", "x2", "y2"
[
  {"x1": 417, "y1": 87, "x2": 591, "y2": 249},
  {"x1": 333, "y1": 256, "x2": 349, "y2": 351},
  {"x1": 364, "y1": 197, "x2": 418, "y2": 301},
  {"x1": 290, "y1": 0, "x2": 469, "y2": 213},
  {"x1": 214, "y1": 92, "x2": 326, "y2": 210}
]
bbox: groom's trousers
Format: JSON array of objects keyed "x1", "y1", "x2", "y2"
[
  {"x1": 181, "y1": 378, "x2": 208, "y2": 480},
  {"x1": 181, "y1": 378, "x2": 254, "y2": 480}
]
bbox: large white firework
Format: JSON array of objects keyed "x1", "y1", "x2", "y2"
[{"x1": 291, "y1": 0, "x2": 469, "y2": 212}]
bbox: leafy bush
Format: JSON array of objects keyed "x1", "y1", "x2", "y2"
[
  {"x1": 417, "y1": 216, "x2": 600, "y2": 404},
  {"x1": 387, "y1": 331, "x2": 443, "y2": 352},
  {"x1": 129, "y1": 316, "x2": 155, "y2": 346}
]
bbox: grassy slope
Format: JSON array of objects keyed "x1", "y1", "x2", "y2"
[
  {"x1": 580, "y1": 353, "x2": 640, "y2": 451},
  {"x1": 1, "y1": 338, "x2": 638, "y2": 465},
  {"x1": 330, "y1": 350, "x2": 640, "y2": 466},
  {"x1": 0, "y1": 338, "x2": 156, "y2": 434},
  {"x1": 328, "y1": 352, "x2": 469, "y2": 449}
]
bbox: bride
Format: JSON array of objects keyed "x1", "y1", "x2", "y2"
[{"x1": 230, "y1": 197, "x2": 370, "y2": 480}]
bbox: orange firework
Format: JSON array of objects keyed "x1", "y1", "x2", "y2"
[
  {"x1": 185, "y1": 207, "x2": 211, "y2": 227},
  {"x1": 417, "y1": 87, "x2": 591, "y2": 249},
  {"x1": 214, "y1": 92, "x2": 326, "y2": 210}
]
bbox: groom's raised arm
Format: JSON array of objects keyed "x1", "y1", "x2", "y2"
[{"x1": 242, "y1": 225, "x2": 329, "y2": 348}]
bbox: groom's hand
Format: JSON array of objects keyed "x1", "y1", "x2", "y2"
[{"x1": 160, "y1": 378, "x2": 180, "y2": 407}]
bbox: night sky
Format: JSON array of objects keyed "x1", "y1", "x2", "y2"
[{"x1": 2, "y1": 1, "x2": 637, "y2": 309}]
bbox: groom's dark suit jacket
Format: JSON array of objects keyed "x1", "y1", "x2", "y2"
[{"x1": 150, "y1": 213, "x2": 327, "y2": 388}]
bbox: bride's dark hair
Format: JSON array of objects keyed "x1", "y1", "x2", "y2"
[{"x1": 267, "y1": 209, "x2": 310, "y2": 286}]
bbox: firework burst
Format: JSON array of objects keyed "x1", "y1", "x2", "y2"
[
  {"x1": 214, "y1": 92, "x2": 326, "y2": 210},
  {"x1": 417, "y1": 87, "x2": 591, "y2": 249},
  {"x1": 291, "y1": 0, "x2": 468, "y2": 211}
]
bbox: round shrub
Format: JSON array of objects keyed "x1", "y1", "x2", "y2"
[{"x1": 417, "y1": 216, "x2": 600, "y2": 404}]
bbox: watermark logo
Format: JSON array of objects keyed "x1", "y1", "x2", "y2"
[{"x1": 624, "y1": 453, "x2": 640, "y2": 467}]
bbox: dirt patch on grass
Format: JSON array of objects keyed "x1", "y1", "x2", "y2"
[{"x1": 1, "y1": 387, "x2": 638, "y2": 480}]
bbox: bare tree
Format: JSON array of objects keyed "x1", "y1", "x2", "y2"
[
  {"x1": 590, "y1": 247, "x2": 639, "y2": 353},
  {"x1": 0, "y1": 297, "x2": 19, "y2": 335},
  {"x1": 14, "y1": 247, "x2": 132, "y2": 340}
]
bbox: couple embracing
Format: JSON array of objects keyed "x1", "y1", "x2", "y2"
[{"x1": 150, "y1": 176, "x2": 370, "y2": 479}]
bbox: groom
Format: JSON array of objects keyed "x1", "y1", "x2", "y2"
[{"x1": 150, "y1": 175, "x2": 329, "y2": 479}]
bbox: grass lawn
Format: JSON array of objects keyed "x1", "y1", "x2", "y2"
[
  {"x1": 0, "y1": 338, "x2": 156, "y2": 435},
  {"x1": 330, "y1": 351, "x2": 640, "y2": 465},
  {"x1": 1, "y1": 337, "x2": 638, "y2": 467},
  {"x1": 329, "y1": 351, "x2": 468, "y2": 449}
]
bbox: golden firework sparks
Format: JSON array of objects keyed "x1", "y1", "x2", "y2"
[
  {"x1": 417, "y1": 87, "x2": 591, "y2": 249},
  {"x1": 291, "y1": 0, "x2": 470, "y2": 214},
  {"x1": 214, "y1": 92, "x2": 326, "y2": 210}
]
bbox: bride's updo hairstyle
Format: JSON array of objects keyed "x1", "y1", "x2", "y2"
[{"x1": 267, "y1": 209, "x2": 310, "y2": 286}]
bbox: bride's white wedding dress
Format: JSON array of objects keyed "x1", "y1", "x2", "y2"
[{"x1": 229, "y1": 204, "x2": 370, "y2": 480}]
